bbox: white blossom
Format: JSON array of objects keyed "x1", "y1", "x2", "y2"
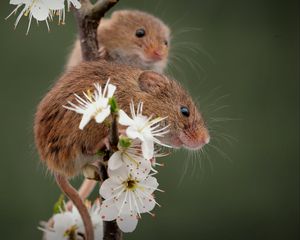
[
  {"x1": 7, "y1": 0, "x2": 81, "y2": 34},
  {"x1": 119, "y1": 101, "x2": 170, "y2": 160},
  {"x1": 99, "y1": 167, "x2": 160, "y2": 233},
  {"x1": 63, "y1": 80, "x2": 116, "y2": 130},
  {"x1": 40, "y1": 202, "x2": 103, "y2": 240},
  {"x1": 108, "y1": 138, "x2": 152, "y2": 179}
]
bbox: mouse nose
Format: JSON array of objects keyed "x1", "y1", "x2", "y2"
[
  {"x1": 151, "y1": 50, "x2": 164, "y2": 60},
  {"x1": 192, "y1": 130, "x2": 210, "y2": 149},
  {"x1": 179, "y1": 127, "x2": 210, "y2": 150},
  {"x1": 199, "y1": 128, "x2": 210, "y2": 145}
]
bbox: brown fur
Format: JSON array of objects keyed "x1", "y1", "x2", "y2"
[
  {"x1": 66, "y1": 10, "x2": 170, "y2": 73},
  {"x1": 34, "y1": 60, "x2": 208, "y2": 178}
]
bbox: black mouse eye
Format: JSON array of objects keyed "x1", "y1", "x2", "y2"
[
  {"x1": 180, "y1": 106, "x2": 190, "y2": 117},
  {"x1": 136, "y1": 28, "x2": 146, "y2": 38},
  {"x1": 164, "y1": 40, "x2": 168, "y2": 46}
]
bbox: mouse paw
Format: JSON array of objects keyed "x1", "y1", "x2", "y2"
[
  {"x1": 98, "y1": 46, "x2": 108, "y2": 59},
  {"x1": 82, "y1": 164, "x2": 101, "y2": 181}
]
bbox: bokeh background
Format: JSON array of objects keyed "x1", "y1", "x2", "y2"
[{"x1": 0, "y1": 0, "x2": 299, "y2": 239}]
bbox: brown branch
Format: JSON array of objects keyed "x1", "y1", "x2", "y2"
[
  {"x1": 74, "y1": 0, "x2": 119, "y2": 61},
  {"x1": 73, "y1": 1, "x2": 122, "y2": 239}
]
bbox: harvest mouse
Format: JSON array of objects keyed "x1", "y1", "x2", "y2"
[
  {"x1": 66, "y1": 9, "x2": 172, "y2": 206},
  {"x1": 66, "y1": 10, "x2": 171, "y2": 73},
  {"x1": 34, "y1": 60, "x2": 210, "y2": 239}
]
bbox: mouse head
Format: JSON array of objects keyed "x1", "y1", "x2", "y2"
[
  {"x1": 99, "y1": 10, "x2": 170, "y2": 73},
  {"x1": 136, "y1": 71, "x2": 210, "y2": 150}
]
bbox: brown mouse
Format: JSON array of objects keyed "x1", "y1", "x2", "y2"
[
  {"x1": 66, "y1": 10, "x2": 171, "y2": 73},
  {"x1": 34, "y1": 60, "x2": 209, "y2": 239},
  {"x1": 35, "y1": 60, "x2": 209, "y2": 177}
]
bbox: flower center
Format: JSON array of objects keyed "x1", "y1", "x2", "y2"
[
  {"x1": 124, "y1": 179, "x2": 138, "y2": 191},
  {"x1": 64, "y1": 225, "x2": 78, "y2": 240}
]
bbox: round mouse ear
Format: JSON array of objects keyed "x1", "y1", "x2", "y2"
[{"x1": 138, "y1": 71, "x2": 169, "y2": 94}]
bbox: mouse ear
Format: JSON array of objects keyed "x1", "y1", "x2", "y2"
[{"x1": 138, "y1": 71, "x2": 168, "y2": 94}]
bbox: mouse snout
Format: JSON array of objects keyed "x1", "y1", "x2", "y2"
[
  {"x1": 179, "y1": 126, "x2": 210, "y2": 150},
  {"x1": 145, "y1": 44, "x2": 166, "y2": 61}
]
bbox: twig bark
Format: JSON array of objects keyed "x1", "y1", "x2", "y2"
[
  {"x1": 74, "y1": 0, "x2": 119, "y2": 61},
  {"x1": 73, "y1": 1, "x2": 122, "y2": 240}
]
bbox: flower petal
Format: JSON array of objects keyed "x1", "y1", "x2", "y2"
[
  {"x1": 124, "y1": 154, "x2": 151, "y2": 179},
  {"x1": 126, "y1": 127, "x2": 144, "y2": 141},
  {"x1": 95, "y1": 107, "x2": 110, "y2": 123},
  {"x1": 53, "y1": 212, "x2": 75, "y2": 233},
  {"x1": 79, "y1": 112, "x2": 92, "y2": 129},
  {"x1": 107, "y1": 165, "x2": 129, "y2": 180},
  {"x1": 100, "y1": 199, "x2": 119, "y2": 221},
  {"x1": 141, "y1": 139, "x2": 154, "y2": 160},
  {"x1": 108, "y1": 152, "x2": 123, "y2": 171},
  {"x1": 10, "y1": 0, "x2": 23, "y2": 4},
  {"x1": 142, "y1": 176, "x2": 159, "y2": 194},
  {"x1": 99, "y1": 178, "x2": 120, "y2": 200},
  {"x1": 44, "y1": 0, "x2": 65, "y2": 10},
  {"x1": 107, "y1": 84, "x2": 116, "y2": 98},
  {"x1": 119, "y1": 110, "x2": 134, "y2": 126},
  {"x1": 31, "y1": 2, "x2": 50, "y2": 21},
  {"x1": 116, "y1": 214, "x2": 138, "y2": 233},
  {"x1": 135, "y1": 190, "x2": 156, "y2": 213}
]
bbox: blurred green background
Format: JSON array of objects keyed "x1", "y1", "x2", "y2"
[{"x1": 0, "y1": 0, "x2": 298, "y2": 239}]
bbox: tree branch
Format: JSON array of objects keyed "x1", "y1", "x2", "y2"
[
  {"x1": 74, "y1": 0, "x2": 119, "y2": 61},
  {"x1": 73, "y1": 1, "x2": 122, "y2": 239}
]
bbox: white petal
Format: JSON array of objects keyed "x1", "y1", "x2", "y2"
[
  {"x1": 114, "y1": 191, "x2": 131, "y2": 215},
  {"x1": 44, "y1": 0, "x2": 64, "y2": 10},
  {"x1": 135, "y1": 189, "x2": 156, "y2": 213},
  {"x1": 44, "y1": 230, "x2": 66, "y2": 240},
  {"x1": 142, "y1": 176, "x2": 159, "y2": 194},
  {"x1": 99, "y1": 178, "x2": 120, "y2": 200},
  {"x1": 96, "y1": 98, "x2": 109, "y2": 109},
  {"x1": 79, "y1": 113, "x2": 92, "y2": 129},
  {"x1": 10, "y1": 0, "x2": 23, "y2": 4},
  {"x1": 95, "y1": 107, "x2": 111, "y2": 123},
  {"x1": 141, "y1": 139, "x2": 154, "y2": 160},
  {"x1": 116, "y1": 214, "x2": 138, "y2": 233},
  {"x1": 107, "y1": 84, "x2": 116, "y2": 98},
  {"x1": 31, "y1": 2, "x2": 50, "y2": 21},
  {"x1": 99, "y1": 199, "x2": 119, "y2": 221},
  {"x1": 94, "y1": 224, "x2": 104, "y2": 240},
  {"x1": 124, "y1": 154, "x2": 151, "y2": 179},
  {"x1": 107, "y1": 165, "x2": 129, "y2": 180},
  {"x1": 126, "y1": 127, "x2": 144, "y2": 141},
  {"x1": 108, "y1": 152, "x2": 123, "y2": 171},
  {"x1": 119, "y1": 110, "x2": 134, "y2": 126},
  {"x1": 53, "y1": 212, "x2": 75, "y2": 232}
]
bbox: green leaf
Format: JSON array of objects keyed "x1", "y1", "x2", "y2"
[
  {"x1": 119, "y1": 136, "x2": 132, "y2": 148},
  {"x1": 53, "y1": 194, "x2": 65, "y2": 214},
  {"x1": 109, "y1": 97, "x2": 119, "y2": 113}
]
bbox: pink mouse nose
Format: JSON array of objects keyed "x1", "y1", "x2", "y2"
[
  {"x1": 193, "y1": 133, "x2": 210, "y2": 149},
  {"x1": 179, "y1": 127, "x2": 210, "y2": 150},
  {"x1": 203, "y1": 135, "x2": 210, "y2": 145},
  {"x1": 151, "y1": 50, "x2": 164, "y2": 60},
  {"x1": 200, "y1": 129, "x2": 210, "y2": 145}
]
